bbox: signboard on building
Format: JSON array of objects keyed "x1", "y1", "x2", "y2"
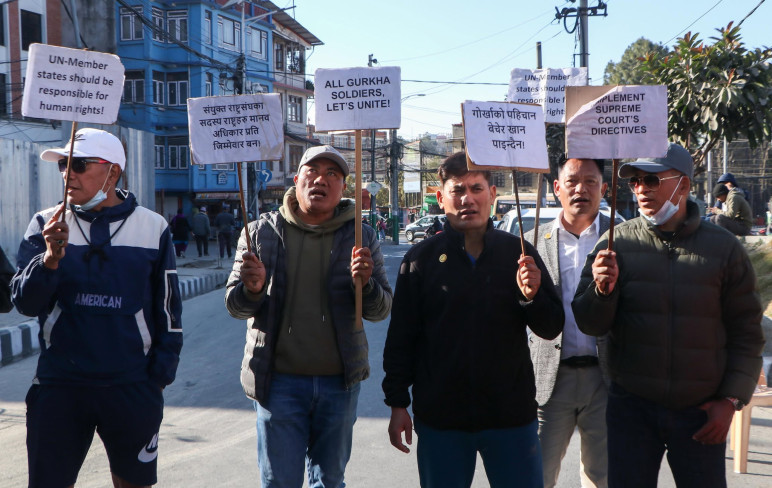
[
  {"x1": 565, "y1": 85, "x2": 668, "y2": 159},
  {"x1": 187, "y1": 93, "x2": 283, "y2": 164},
  {"x1": 22, "y1": 43, "x2": 125, "y2": 123},
  {"x1": 462, "y1": 100, "x2": 549, "y2": 172},
  {"x1": 507, "y1": 67, "x2": 587, "y2": 123},
  {"x1": 314, "y1": 66, "x2": 401, "y2": 131}
]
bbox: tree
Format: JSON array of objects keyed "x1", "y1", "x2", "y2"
[
  {"x1": 604, "y1": 38, "x2": 668, "y2": 85},
  {"x1": 639, "y1": 23, "x2": 772, "y2": 171}
]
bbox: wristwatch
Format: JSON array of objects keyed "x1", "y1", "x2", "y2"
[{"x1": 725, "y1": 396, "x2": 745, "y2": 411}]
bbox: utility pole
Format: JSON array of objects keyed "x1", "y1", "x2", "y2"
[
  {"x1": 554, "y1": 1, "x2": 607, "y2": 72},
  {"x1": 368, "y1": 54, "x2": 378, "y2": 226},
  {"x1": 390, "y1": 128, "x2": 399, "y2": 241}
]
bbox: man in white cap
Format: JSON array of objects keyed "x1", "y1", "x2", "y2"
[
  {"x1": 572, "y1": 142, "x2": 764, "y2": 487},
  {"x1": 11, "y1": 128, "x2": 183, "y2": 488},
  {"x1": 225, "y1": 144, "x2": 392, "y2": 487}
]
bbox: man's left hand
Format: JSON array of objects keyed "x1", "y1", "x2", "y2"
[
  {"x1": 693, "y1": 398, "x2": 736, "y2": 445},
  {"x1": 351, "y1": 246, "x2": 373, "y2": 286},
  {"x1": 516, "y1": 254, "x2": 540, "y2": 301}
]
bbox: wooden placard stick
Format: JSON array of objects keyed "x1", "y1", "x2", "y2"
[
  {"x1": 60, "y1": 122, "x2": 78, "y2": 221},
  {"x1": 354, "y1": 130, "x2": 363, "y2": 330},
  {"x1": 607, "y1": 159, "x2": 619, "y2": 250},
  {"x1": 512, "y1": 170, "x2": 527, "y2": 256},
  {"x1": 236, "y1": 163, "x2": 252, "y2": 254}
]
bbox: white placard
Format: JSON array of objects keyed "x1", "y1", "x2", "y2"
[
  {"x1": 187, "y1": 94, "x2": 284, "y2": 164},
  {"x1": 565, "y1": 85, "x2": 668, "y2": 159},
  {"x1": 507, "y1": 67, "x2": 587, "y2": 123},
  {"x1": 314, "y1": 66, "x2": 401, "y2": 131},
  {"x1": 22, "y1": 43, "x2": 125, "y2": 123},
  {"x1": 462, "y1": 101, "x2": 549, "y2": 172}
]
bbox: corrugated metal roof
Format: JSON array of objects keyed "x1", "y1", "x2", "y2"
[{"x1": 260, "y1": 1, "x2": 323, "y2": 46}]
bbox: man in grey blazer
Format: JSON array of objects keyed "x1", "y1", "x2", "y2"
[{"x1": 525, "y1": 157, "x2": 611, "y2": 488}]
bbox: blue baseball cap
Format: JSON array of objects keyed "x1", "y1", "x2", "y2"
[{"x1": 619, "y1": 143, "x2": 693, "y2": 179}]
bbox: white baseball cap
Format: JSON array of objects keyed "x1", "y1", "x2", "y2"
[{"x1": 40, "y1": 128, "x2": 126, "y2": 170}]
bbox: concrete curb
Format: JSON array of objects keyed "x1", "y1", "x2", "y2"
[{"x1": 0, "y1": 269, "x2": 231, "y2": 367}]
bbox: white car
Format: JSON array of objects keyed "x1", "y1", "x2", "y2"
[{"x1": 500, "y1": 207, "x2": 624, "y2": 236}]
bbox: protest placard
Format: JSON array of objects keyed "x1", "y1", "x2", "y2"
[
  {"x1": 507, "y1": 67, "x2": 587, "y2": 123},
  {"x1": 187, "y1": 93, "x2": 283, "y2": 164},
  {"x1": 22, "y1": 44, "x2": 125, "y2": 124},
  {"x1": 565, "y1": 85, "x2": 668, "y2": 159},
  {"x1": 314, "y1": 66, "x2": 401, "y2": 131},
  {"x1": 462, "y1": 101, "x2": 549, "y2": 172}
]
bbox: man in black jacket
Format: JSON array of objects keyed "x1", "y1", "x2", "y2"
[{"x1": 383, "y1": 152, "x2": 564, "y2": 488}]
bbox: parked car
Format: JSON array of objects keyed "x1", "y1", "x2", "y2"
[
  {"x1": 405, "y1": 215, "x2": 446, "y2": 242},
  {"x1": 500, "y1": 207, "x2": 625, "y2": 236}
]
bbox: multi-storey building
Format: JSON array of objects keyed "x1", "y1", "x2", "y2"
[{"x1": 116, "y1": 0, "x2": 319, "y2": 218}]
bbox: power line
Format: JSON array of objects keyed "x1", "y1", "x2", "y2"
[
  {"x1": 737, "y1": 0, "x2": 767, "y2": 26},
  {"x1": 663, "y1": 0, "x2": 726, "y2": 45}
]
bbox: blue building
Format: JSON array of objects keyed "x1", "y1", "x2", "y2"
[{"x1": 116, "y1": 0, "x2": 320, "y2": 220}]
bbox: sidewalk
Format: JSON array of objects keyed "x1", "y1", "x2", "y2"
[{"x1": 0, "y1": 253, "x2": 233, "y2": 366}]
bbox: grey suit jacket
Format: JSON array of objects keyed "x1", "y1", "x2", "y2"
[{"x1": 525, "y1": 212, "x2": 611, "y2": 407}]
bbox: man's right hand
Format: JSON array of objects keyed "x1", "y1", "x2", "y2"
[
  {"x1": 592, "y1": 249, "x2": 618, "y2": 296},
  {"x1": 42, "y1": 204, "x2": 69, "y2": 270},
  {"x1": 240, "y1": 252, "x2": 266, "y2": 294},
  {"x1": 388, "y1": 407, "x2": 413, "y2": 453}
]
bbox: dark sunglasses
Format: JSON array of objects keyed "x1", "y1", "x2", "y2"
[
  {"x1": 58, "y1": 157, "x2": 110, "y2": 174},
  {"x1": 627, "y1": 174, "x2": 681, "y2": 190}
]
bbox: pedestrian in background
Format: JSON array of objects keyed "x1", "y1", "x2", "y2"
[
  {"x1": 170, "y1": 208, "x2": 191, "y2": 258},
  {"x1": 573, "y1": 143, "x2": 764, "y2": 487},
  {"x1": 526, "y1": 157, "x2": 611, "y2": 488},
  {"x1": 192, "y1": 206, "x2": 211, "y2": 257},
  {"x1": 215, "y1": 204, "x2": 236, "y2": 259},
  {"x1": 224, "y1": 145, "x2": 392, "y2": 487},
  {"x1": 383, "y1": 152, "x2": 563, "y2": 488},
  {"x1": 709, "y1": 182, "x2": 752, "y2": 236},
  {"x1": 11, "y1": 128, "x2": 183, "y2": 488}
]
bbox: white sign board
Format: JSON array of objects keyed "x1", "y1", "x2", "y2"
[
  {"x1": 314, "y1": 66, "x2": 401, "y2": 131},
  {"x1": 366, "y1": 181, "x2": 382, "y2": 195},
  {"x1": 507, "y1": 67, "x2": 587, "y2": 123},
  {"x1": 565, "y1": 85, "x2": 668, "y2": 159},
  {"x1": 187, "y1": 94, "x2": 283, "y2": 164},
  {"x1": 22, "y1": 43, "x2": 125, "y2": 124},
  {"x1": 462, "y1": 101, "x2": 549, "y2": 172}
]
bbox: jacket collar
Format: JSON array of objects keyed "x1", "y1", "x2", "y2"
[{"x1": 70, "y1": 189, "x2": 136, "y2": 223}]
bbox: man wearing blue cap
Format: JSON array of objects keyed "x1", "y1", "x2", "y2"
[{"x1": 572, "y1": 143, "x2": 764, "y2": 487}]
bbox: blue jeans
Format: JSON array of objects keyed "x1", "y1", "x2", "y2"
[
  {"x1": 414, "y1": 417, "x2": 543, "y2": 488},
  {"x1": 606, "y1": 383, "x2": 726, "y2": 488},
  {"x1": 255, "y1": 373, "x2": 360, "y2": 488}
]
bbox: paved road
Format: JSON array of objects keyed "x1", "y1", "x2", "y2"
[{"x1": 1, "y1": 240, "x2": 771, "y2": 486}]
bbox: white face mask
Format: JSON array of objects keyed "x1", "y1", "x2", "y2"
[
  {"x1": 74, "y1": 165, "x2": 113, "y2": 212},
  {"x1": 638, "y1": 176, "x2": 683, "y2": 226}
]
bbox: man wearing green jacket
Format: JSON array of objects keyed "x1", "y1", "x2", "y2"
[
  {"x1": 572, "y1": 143, "x2": 764, "y2": 487},
  {"x1": 709, "y1": 183, "x2": 752, "y2": 236}
]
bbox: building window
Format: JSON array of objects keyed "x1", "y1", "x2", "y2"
[
  {"x1": 214, "y1": 163, "x2": 235, "y2": 171},
  {"x1": 168, "y1": 10, "x2": 188, "y2": 43},
  {"x1": 287, "y1": 95, "x2": 303, "y2": 123},
  {"x1": 154, "y1": 138, "x2": 165, "y2": 169},
  {"x1": 249, "y1": 28, "x2": 267, "y2": 60},
  {"x1": 274, "y1": 43, "x2": 284, "y2": 71},
  {"x1": 20, "y1": 10, "x2": 42, "y2": 50},
  {"x1": 120, "y1": 7, "x2": 143, "y2": 41},
  {"x1": 0, "y1": 7, "x2": 5, "y2": 47},
  {"x1": 203, "y1": 11, "x2": 211, "y2": 44},
  {"x1": 123, "y1": 70, "x2": 144, "y2": 103},
  {"x1": 0, "y1": 73, "x2": 6, "y2": 115},
  {"x1": 289, "y1": 145, "x2": 303, "y2": 173},
  {"x1": 205, "y1": 72, "x2": 213, "y2": 97},
  {"x1": 218, "y1": 16, "x2": 239, "y2": 50},
  {"x1": 152, "y1": 71, "x2": 164, "y2": 105},
  {"x1": 166, "y1": 72, "x2": 188, "y2": 106},
  {"x1": 286, "y1": 43, "x2": 303, "y2": 74},
  {"x1": 152, "y1": 8, "x2": 164, "y2": 42}
]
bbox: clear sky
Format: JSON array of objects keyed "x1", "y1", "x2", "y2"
[{"x1": 288, "y1": 0, "x2": 770, "y2": 140}]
